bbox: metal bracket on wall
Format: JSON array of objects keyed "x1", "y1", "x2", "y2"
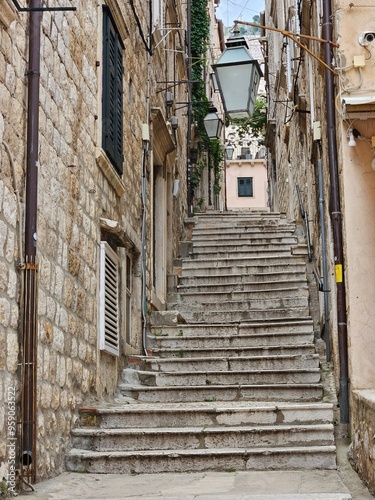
[{"x1": 11, "y1": 0, "x2": 76, "y2": 11}]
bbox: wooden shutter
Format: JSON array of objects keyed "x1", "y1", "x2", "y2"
[
  {"x1": 99, "y1": 242, "x2": 120, "y2": 356},
  {"x1": 102, "y1": 7, "x2": 124, "y2": 174}
]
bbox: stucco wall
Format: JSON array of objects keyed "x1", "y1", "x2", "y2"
[
  {"x1": 226, "y1": 159, "x2": 268, "y2": 209},
  {"x1": 335, "y1": 1, "x2": 375, "y2": 392},
  {"x1": 341, "y1": 131, "x2": 375, "y2": 390}
]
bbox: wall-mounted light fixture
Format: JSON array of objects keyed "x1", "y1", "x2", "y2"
[
  {"x1": 169, "y1": 116, "x2": 178, "y2": 130},
  {"x1": 166, "y1": 92, "x2": 174, "y2": 108},
  {"x1": 347, "y1": 129, "x2": 356, "y2": 147},
  {"x1": 203, "y1": 106, "x2": 223, "y2": 140}
]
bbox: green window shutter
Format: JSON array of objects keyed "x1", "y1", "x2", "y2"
[
  {"x1": 238, "y1": 177, "x2": 253, "y2": 197},
  {"x1": 102, "y1": 7, "x2": 124, "y2": 175}
]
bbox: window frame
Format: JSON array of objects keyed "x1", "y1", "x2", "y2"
[{"x1": 237, "y1": 177, "x2": 254, "y2": 198}]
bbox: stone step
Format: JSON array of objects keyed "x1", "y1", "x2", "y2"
[
  {"x1": 181, "y1": 255, "x2": 306, "y2": 270},
  {"x1": 192, "y1": 220, "x2": 294, "y2": 228},
  {"x1": 191, "y1": 215, "x2": 294, "y2": 228},
  {"x1": 177, "y1": 277, "x2": 307, "y2": 291},
  {"x1": 190, "y1": 248, "x2": 294, "y2": 259},
  {"x1": 192, "y1": 233, "x2": 297, "y2": 243},
  {"x1": 149, "y1": 331, "x2": 314, "y2": 350},
  {"x1": 71, "y1": 423, "x2": 334, "y2": 452},
  {"x1": 172, "y1": 296, "x2": 309, "y2": 313},
  {"x1": 66, "y1": 445, "x2": 336, "y2": 474},
  {"x1": 150, "y1": 319, "x2": 314, "y2": 336},
  {"x1": 149, "y1": 333, "x2": 314, "y2": 350},
  {"x1": 123, "y1": 367, "x2": 321, "y2": 387},
  {"x1": 150, "y1": 344, "x2": 316, "y2": 358},
  {"x1": 177, "y1": 308, "x2": 310, "y2": 323},
  {"x1": 192, "y1": 228, "x2": 296, "y2": 238},
  {"x1": 76, "y1": 402, "x2": 335, "y2": 429},
  {"x1": 119, "y1": 382, "x2": 323, "y2": 403},
  {"x1": 67, "y1": 212, "x2": 335, "y2": 477},
  {"x1": 175, "y1": 287, "x2": 309, "y2": 303},
  {"x1": 191, "y1": 238, "x2": 298, "y2": 249},
  {"x1": 128, "y1": 353, "x2": 320, "y2": 373}
]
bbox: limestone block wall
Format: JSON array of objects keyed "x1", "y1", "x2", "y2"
[
  {"x1": 0, "y1": 4, "x2": 27, "y2": 481},
  {"x1": 0, "y1": 0, "x2": 188, "y2": 481},
  {"x1": 264, "y1": 0, "x2": 339, "y2": 373},
  {"x1": 351, "y1": 391, "x2": 375, "y2": 495}
]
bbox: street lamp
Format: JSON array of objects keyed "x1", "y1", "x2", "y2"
[
  {"x1": 203, "y1": 106, "x2": 223, "y2": 140},
  {"x1": 225, "y1": 144, "x2": 234, "y2": 160},
  {"x1": 212, "y1": 32, "x2": 263, "y2": 120}
]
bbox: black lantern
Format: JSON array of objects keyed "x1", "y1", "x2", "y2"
[
  {"x1": 203, "y1": 106, "x2": 223, "y2": 140},
  {"x1": 212, "y1": 33, "x2": 263, "y2": 120}
]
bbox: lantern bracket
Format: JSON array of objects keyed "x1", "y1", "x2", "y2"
[{"x1": 234, "y1": 20, "x2": 338, "y2": 76}]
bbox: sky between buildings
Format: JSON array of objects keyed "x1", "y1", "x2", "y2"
[{"x1": 216, "y1": 0, "x2": 265, "y2": 28}]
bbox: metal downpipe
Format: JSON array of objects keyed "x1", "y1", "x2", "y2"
[
  {"x1": 22, "y1": 0, "x2": 42, "y2": 480},
  {"x1": 318, "y1": 158, "x2": 331, "y2": 362},
  {"x1": 322, "y1": 0, "x2": 349, "y2": 423},
  {"x1": 186, "y1": 0, "x2": 193, "y2": 217}
]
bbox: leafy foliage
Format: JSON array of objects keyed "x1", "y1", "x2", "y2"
[
  {"x1": 190, "y1": 0, "x2": 224, "y2": 198},
  {"x1": 230, "y1": 96, "x2": 266, "y2": 139},
  {"x1": 224, "y1": 15, "x2": 261, "y2": 35},
  {"x1": 191, "y1": 0, "x2": 210, "y2": 127},
  {"x1": 208, "y1": 139, "x2": 225, "y2": 194}
]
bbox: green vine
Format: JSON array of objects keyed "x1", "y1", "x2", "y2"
[
  {"x1": 191, "y1": 0, "x2": 210, "y2": 129},
  {"x1": 190, "y1": 158, "x2": 206, "y2": 193},
  {"x1": 230, "y1": 96, "x2": 267, "y2": 138},
  {"x1": 209, "y1": 139, "x2": 224, "y2": 194},
  {"x1": 190, "y1": 0, "x2": 224, "y2": 199}
]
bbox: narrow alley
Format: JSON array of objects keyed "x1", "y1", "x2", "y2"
[{"x1": 22, "y1": 211, "x2": 373, "y2": 499}]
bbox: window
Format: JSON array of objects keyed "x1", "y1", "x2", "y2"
[
  {"x1": 102, "y1": 7, "x2": 124, "y2": 175},
  {"x1": 238, "y1": 177, "x2": 253, "y2": 197},
  {"x1": 240, "y1": 147, "x2": 252, "y2": 159},
  {"x1": 99, "y1": 242, "x2": 120, "y2": 356}
]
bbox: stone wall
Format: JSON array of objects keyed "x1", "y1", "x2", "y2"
[
  {"x1": 351, "y1": 391, "x2": 375, "y2": 495},
  {"x1": 264, "y1": 0, "x2": 339, "y2": 378},
  {"x1": 0, "y1": 0, "x2": 188, "y2": 482}
]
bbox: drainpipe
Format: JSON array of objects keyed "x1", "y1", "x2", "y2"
[
  {"x1": 141, "y1": 0, "x2": 152, "y2": 356},
  {"x1": 186, "y1": 0, "x2": 193, "y2": 217},
  {"x1": 322, "y1": 0, "x2": 349, "y2": 423},
  {"x1": 318, "y1": 156, "x2": 331, "y2": 362},
  {"x1": 22, "y1": 0, "x2": 41, "y2": 480}
]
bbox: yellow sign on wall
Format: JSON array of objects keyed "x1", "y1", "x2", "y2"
[{"x1": 335, "y1": 264, "x2": 343, "y2": 283}]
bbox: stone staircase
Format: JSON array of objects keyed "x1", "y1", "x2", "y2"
[{"x1": 66, "y1": 211, "x2": 337, "y2": 474}]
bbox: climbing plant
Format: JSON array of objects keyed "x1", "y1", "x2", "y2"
[
  {"x1": 230, "y1": 96, "x2": 267, "y2": 138},
  {"x1": 191, "y1": 0, "x2": 210, "y2": 128},
  {"x1": 209, "y1": 139, "x2": 225, "y2": 194},
  {"x1": 190, "y1": 0, "x2": 224, "y2": 199}
]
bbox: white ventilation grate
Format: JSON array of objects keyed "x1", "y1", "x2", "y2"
[{"x1": 99, "y1": 242, "x2": 120, "y2": 356}]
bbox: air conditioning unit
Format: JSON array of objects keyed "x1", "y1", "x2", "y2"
[{"x1": 342, "y1": 95, "x2": 375, "y2": 120}]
